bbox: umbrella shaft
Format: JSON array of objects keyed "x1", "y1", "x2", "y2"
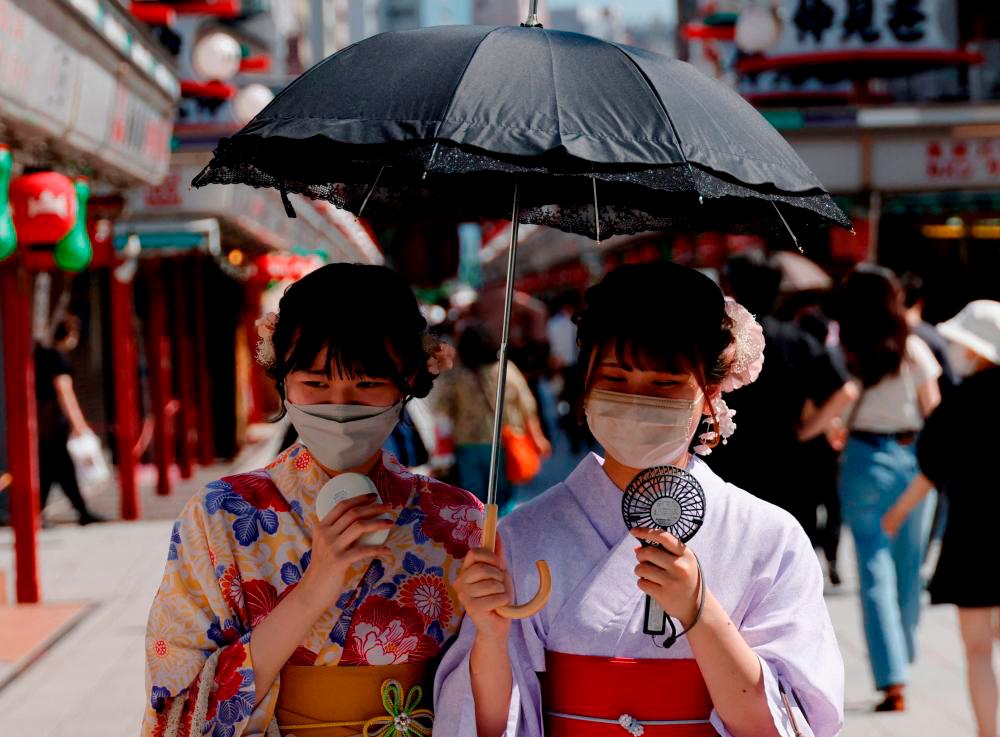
[{"x1": 486, "y1": 183, "x2": 520, "y2": 508}]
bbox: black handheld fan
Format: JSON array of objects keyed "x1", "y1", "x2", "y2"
[{"x1": 622, "y1": 466, "x2": 706, "y2": 642}]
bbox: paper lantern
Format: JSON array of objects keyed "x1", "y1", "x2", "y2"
[
  {"x1": 54, "y1": 179, "x2": 92, "y2": 272},
  {"x1": 233, "y1": 83, "x2": 275, "y2": 125},
  {"x1": 192, "y1": 32, "x2": 242, "y2": 81},
  {"x1": 735, "y1": 6, "x2": 781, "y2": 53},
  {"x1": 10, "y1": 171, "x2": 78, "y2": 245},
  {"x1": 0, "y1": 146, "x2": 15, "y2": 262}
]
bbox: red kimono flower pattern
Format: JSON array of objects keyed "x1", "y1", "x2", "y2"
[
  {"x1": 242, "y1": 579, "x2": 279, "y2": 627},
  {"x1": 418, "y1": 482, "x2": 484, "y2": 557},
  {"x1": 341, "y1": 596, "x2": 438, "y2": 666},
  {"x1": 223, "y1": 471, "x2": 291, "y2": 512},
  {"x1": 398, "y1": 573, "x2": 454, "y2": 627}
]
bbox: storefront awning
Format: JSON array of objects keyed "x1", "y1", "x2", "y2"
[
  {"x1": 122, "y1": 158, "x2": 383, "y2": 263},
  {"x1": 0, "y1": 0, "x2": 178, "y2": 186}
]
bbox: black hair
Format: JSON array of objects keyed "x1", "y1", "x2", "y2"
[
  {"x1": 725, "y1": 252, "x2": 782, "y2": 318},
  {"x1": 837, "y1": 264, "x2": 909, "y2": 388},
  {"x1": 456, "y1": 321, "x2": 499, "y2": 370},
  {"x1": 53, "y1": 315, "x2": 80, "y2": 344},
  {"x1": 899, "y1": 272, "x2": 925, "y2": 310},
  {"x1": 268, "y1": 263, "x2": 435, "y2": 410},
  {"x1": 576, "y1": 262, "x2": 735, "y2": 443}
]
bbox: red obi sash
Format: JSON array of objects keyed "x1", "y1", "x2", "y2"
[{"x1": 541, "y1": 651, "x2": 717, "y2": 737}]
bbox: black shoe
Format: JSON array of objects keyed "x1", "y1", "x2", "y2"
[
  {"x1": 828, "y1": 564, "x2": 841, "y2": 587},
  {"x1": 874, "y1": 688, "x2": 905, "y2": 712},
  {"x1": 79, "y1": 513, "x2": 107, "y2": 526}
]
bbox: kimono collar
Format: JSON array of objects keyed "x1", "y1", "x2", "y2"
[
  {"x1": 266, "y1": 444, "x2": 416, "y2": 522},
  {"x1": 563, "y1": 453, "x2": 722, "y2": 548}
]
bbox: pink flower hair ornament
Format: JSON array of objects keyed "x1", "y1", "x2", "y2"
[
  {"x1": 720, "y1": 298, "x2": 765, "y2": 393},
  {"x1": 694, "y1": 299, "x2": 765, "y2": 456},
  {"x1": 255, "y1": 312, "x2": 278, "y2": 369}
]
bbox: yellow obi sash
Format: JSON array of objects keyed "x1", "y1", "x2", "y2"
[{"x1": 275, "y1": 662, "x2": 433, "y2": 737}]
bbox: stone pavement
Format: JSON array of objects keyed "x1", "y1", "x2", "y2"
[{"x1": 0, "y1": 438, "x2": 981, "y2": 737}]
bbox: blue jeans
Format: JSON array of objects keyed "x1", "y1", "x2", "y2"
[
  {"x1": 454, "y1": 444, "x2": 511, "y2": 510},
  {"x1": 839, "y1": 436, "x2": 933, "y2": 689}
]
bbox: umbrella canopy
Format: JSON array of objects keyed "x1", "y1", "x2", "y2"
[
  {"x1": 772, "y1": 250, "x2": 833, "y2": 293},
  {"x1": 193, "y1": 25, "x2": 850, "y2": 241}
]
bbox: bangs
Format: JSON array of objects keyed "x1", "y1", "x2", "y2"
[
  {"x1": 282, "y1": 319, "x2": 413, "y2": 386},
  {"x1": 596, "y1": 333, "x2": 699, "y2": 377}
]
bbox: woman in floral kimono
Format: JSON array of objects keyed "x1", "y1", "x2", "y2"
[
  {"x1": 143, "y1": 263, "x2": 484, "y2": 737},
  {"x1": 435, "y1": 262, "x2": 844, "y2": 737}
]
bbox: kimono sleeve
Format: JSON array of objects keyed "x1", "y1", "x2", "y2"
[
  {"x1": 718, "y1": 520, "x2": 844, "y2": 737},
  {"x1": 141, "y1": 496, "x2": 279, "y2": 737},
  {"x1": 433, "y1": 546, "x2": 548, "y2": 737}
]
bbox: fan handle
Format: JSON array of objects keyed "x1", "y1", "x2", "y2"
[{"x1": 482, "y1": 503, "x2": 551, "y2": 619}]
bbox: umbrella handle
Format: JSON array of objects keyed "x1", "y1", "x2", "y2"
[{"x1": 482, "y1": 503, "x2": 552, "y2": 619}]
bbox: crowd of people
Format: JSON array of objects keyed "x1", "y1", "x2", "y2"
[
  {"x1": 13, "y1": 252, "x2": 996, "y2": 736},
  {"x1": 705, "y1": 255, "x2": 997, "y2": 733},
  {"x1": 426, "y1": 252, "x2": 998, "y2": 732},
  {"x1": 138, "y1": 254, "x2": 999, "y2": 737}
]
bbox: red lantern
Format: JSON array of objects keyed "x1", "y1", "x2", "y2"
[{"x1": 9, "y1": 172, "x2": 78, "y2": 245}]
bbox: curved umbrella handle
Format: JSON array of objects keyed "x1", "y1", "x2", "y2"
[{"x1": 482, "y1": 503, "x2": 551, "y2": 620}]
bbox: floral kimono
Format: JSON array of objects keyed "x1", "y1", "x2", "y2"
[{"x1": 143, "y1": 444, "x2": 484, "y2": 737}]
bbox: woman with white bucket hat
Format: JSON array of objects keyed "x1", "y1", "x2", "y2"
[{"x1": 883, "y1": 299, "x2": 1000, "y2": 737}]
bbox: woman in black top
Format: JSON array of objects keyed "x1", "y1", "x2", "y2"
[
  {"x1": 883, "y1": 300, "x2": 1000, "y2": 737},
  {"x1": 34, "y1": 316, "x2": 103, "y2": 525}
]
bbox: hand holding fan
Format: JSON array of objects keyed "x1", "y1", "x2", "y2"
[{"x1": 622, "y1": 466, "x2": 706, "y2": 646}]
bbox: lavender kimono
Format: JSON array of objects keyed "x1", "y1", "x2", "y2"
[{"x1": 434, "y1": 454, "x2": 844, "y2": 737}]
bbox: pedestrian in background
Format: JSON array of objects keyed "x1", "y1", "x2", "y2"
[
  {"x1": 34, "y1": 315, "x2": 104, "y2": 526},
  {"x1": 883, "y1": 300, "x2": 1000, "y2": 737},
  {"x1": 797, "y1": 300, "x2": 850, "y2": 585},
  {"x1": 822, "y1": 265, "x2": 942, "y2": 713},
  {"x1": 710, "y1": 253, "x2": 856, "y2": 557},
  {"x1": 546, "y1": 290, "x2": 591, "y2": 454},
  {"x1": 900, "y1": 272, "x2": 958, "y2": 396},
  {"x1": 436, "y1": 321, "x2": 551, "y2": 509},
  {"x1": 468, "y1": 283, "x2": 557, "y2": 442}
]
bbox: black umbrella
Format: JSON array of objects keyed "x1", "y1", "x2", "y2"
[
  {"x1": 194, "y1": 15, "x2": 851, "y2": 618},
  {"x1": 193, "y1": 25, "x2": 849, "y2": 241}
]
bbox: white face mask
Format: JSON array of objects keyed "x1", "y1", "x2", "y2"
[
  {"x1": 947, "y1": 341, "x2": 980, "y2": 379},
  {"x1": 284, "y1": 400, "x2": 402, "y2": 471},
  {"x1": 585, "y1": 389, "x2": 703, "y2": 469}
]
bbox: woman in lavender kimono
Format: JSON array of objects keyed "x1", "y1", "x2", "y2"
[{"x1": 435, "y1": 262, "x2": 844, "y2": 737}]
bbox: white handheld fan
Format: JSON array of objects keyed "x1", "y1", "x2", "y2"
[{"x1": 621, "y1": 466, "x2": 706, "y2": 643}]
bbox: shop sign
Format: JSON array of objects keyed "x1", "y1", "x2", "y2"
[
  {"x1": 873, "y1": 136, "x2": 1000, "y2": 190},
  {"x1": 0, "y1": 0, "x2": 176, "y2": 184},
  {"x1": 773, "y1": 0, "x2": 954, "y2": 56}
]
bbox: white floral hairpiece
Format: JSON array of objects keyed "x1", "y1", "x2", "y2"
[
  {"x1": 423, "y1": 334, "x2": 455, "y2": 376},
  {"x1": 693, "y1": 299, "x2": 765, "y2": 456},
  {"x1": 255, "y1": 312, "x2": 278, "y2": 368},
  {"x1": 720, "y1": 298, "x2": 765, "y2": 393}
]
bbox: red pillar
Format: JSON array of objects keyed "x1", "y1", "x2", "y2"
[
  {"x1": 174, "y1": 259, "x2": 197, "y2": 480},
  {"x1": 146, "y1": 264, "x2": 175, "y2": 496},
  {"x1": 1, "y1": 263, "x2": 41, "y2": 603},
  {"x1": 193, "y1": 257, "x2": 215, "y2": 465},
  {"x1": 111, "y1": 263, "x2": 141, "y2": 520}
]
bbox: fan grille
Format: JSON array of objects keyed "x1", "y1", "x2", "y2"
[{"x1": 622, "y1": 466, "x2": 706, "y2": 544}]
